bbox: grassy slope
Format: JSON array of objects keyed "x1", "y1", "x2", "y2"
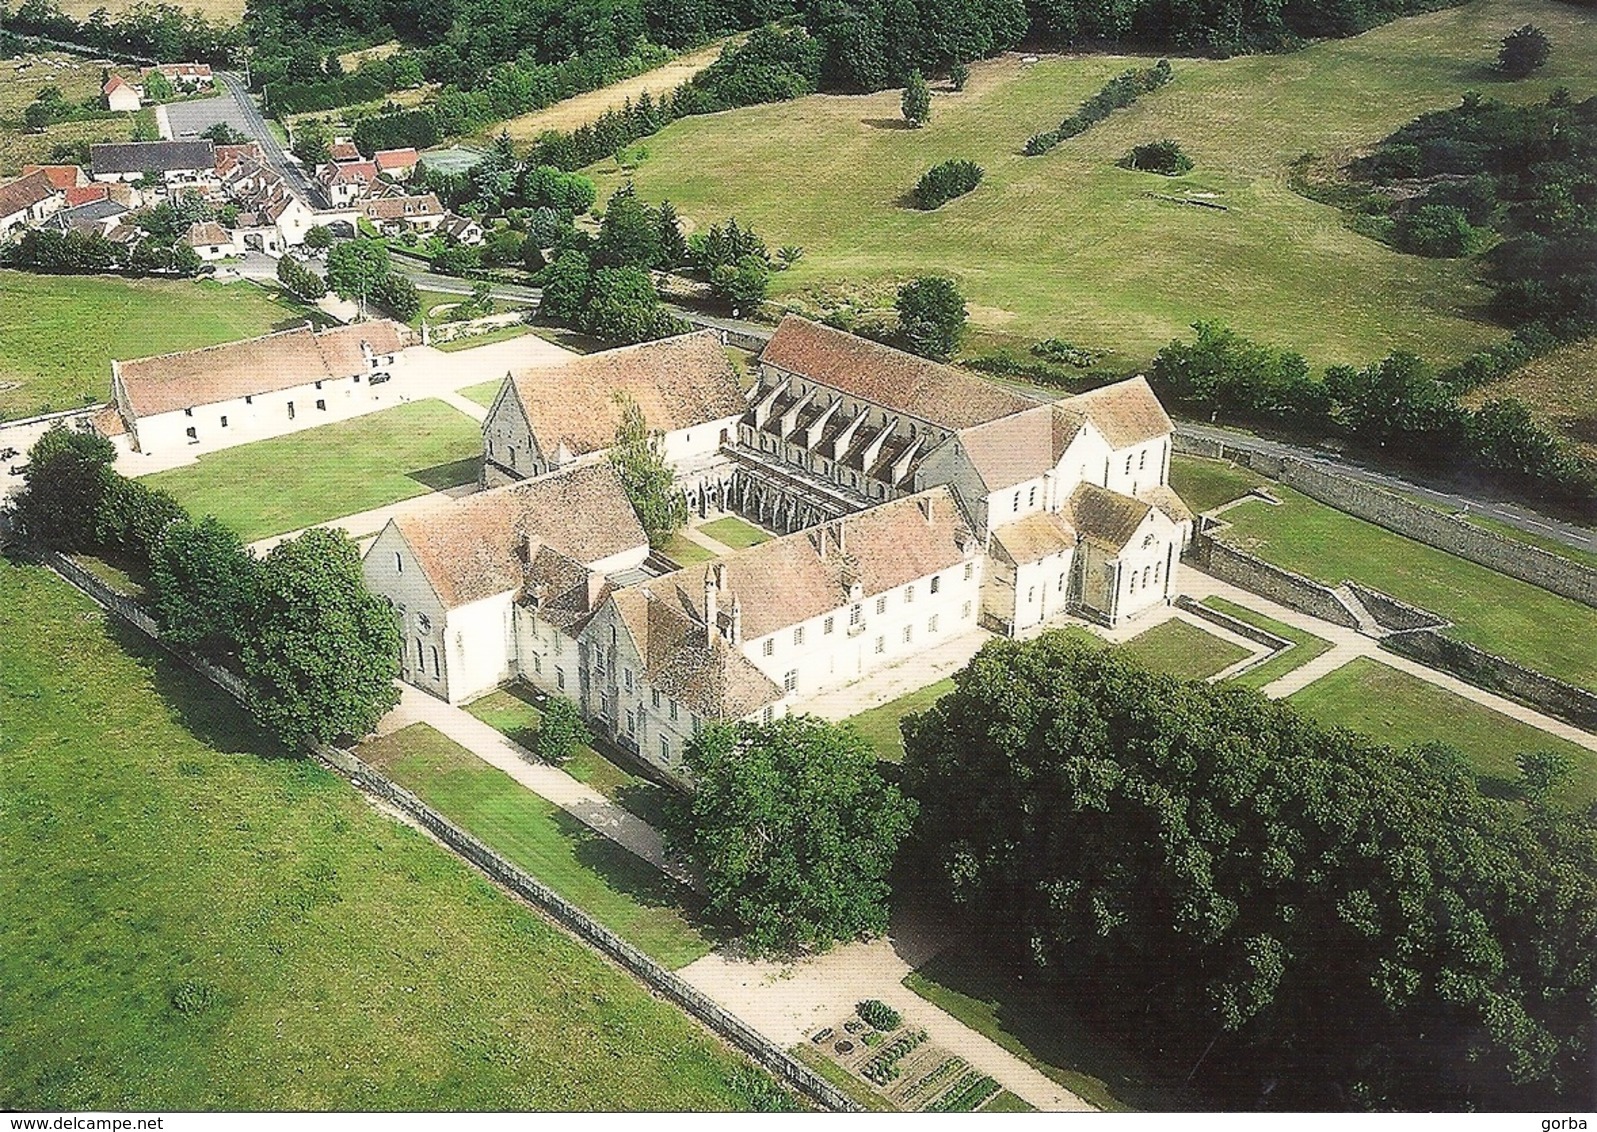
[
  {"x1": 591, "y1": 0, "x2": 1596, "y2": 367},
  {"x1": 143, "y1": 399, "x2": 482, "y2": 542},
  {"x1": 0, "y1": 561, "x2": 762, "y2": 1110},
  {"x1": 357, "y1": 724, "x2": 711, "y2": 968},
  {"x1": 1169, "y1": 454, "x2": 1267, "y2": 514},
  {"x1": 0, "y1": 271, "x2": 318, "y2": 421},
  {"x1": 1218, "y1": 486, "x2": 1597, "y2": 689},
  {"x1": 1200, "y1": 596, "x2": 1335, "y2": 689},
  {"x1": 1287, "y1": 657, "x2": 1595, "y2": 807},
  {"x1": 1464, "y1": 335, "x2": 1597, "y2": 467},
  {"x1": 1116, "y1": 617, "x2": 1251, "y2": 680},
  {"x1": 0, "y1": 54, "x2": 148, "y2": 175}
]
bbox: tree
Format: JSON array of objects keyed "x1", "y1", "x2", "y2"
[
  {"x1": 608, "y1": 391, "x2": 686, "y2": 546},
  {"x1": 901, "y1": 68, "x2": 931, "y2": 127},
  {"x1": 325, "y1": 238, "x2": 391, "y2": 304},
  {"x1": 538, "y1": 249, "x2": 592, "y2": 325},
  {"x1": 777, "y1": 245, "x2": 804, "y2": 270},
  {"x1": 237, "y1": 527, "x2": 401, "y2": 750},
  {"x1": 302, "y1": 224, "x2": 334, "y2": 252},
  {"x1": 200, "y1": 122, "x2": 248, "y2": 144},
  {"x1": 1498, "y1": 24, "x2": 1550, "y2": 78},
  {"x1": 595, "y1": 184, "x2": 660, "y2": 270},
  {"x1": 533, "y1": 697, "x2": 589, "y2": 765},
  {"x1": 432, "y1": 243, "x2": 482, "y2": 276},
  {"x1": 481, "y1": 224, "x2": 525, "y2": 267},
  {"x1": 655, "y1": 200, "x2": 687, "y2": 270},
  {"x1": 895, "y1": 275, "x2": 966, "y2": 360},
  {"x1": 291, "y1": 119, "x2": 331, "y2": 167},
  {"x1": 583, "y1": 265, "x2": 662, "y2": 344},
  {"x1": 276, "y1": 253, "x2": 327, "y2": 301},
  {"x1": 93, "y1": 474, "x2": 186, "y2": 566},
  {"x1": 664, "y1": 716, "x2": 916, "y2": 955},
  {"x1": 709, "y1": 254, "x2": 769, "y2": 310},
  {"x1": 911, "y1": 158, "x2": 983, "y2": 209},
  {"x1": 1516, "y1": 749, "x2": 1574, "y2": 799},
  {"x1": 143, "y1": 69, "x2": 175, "y2": 101},
  {"x1": 151, "y1": 516, "x2": 257, "y2": 653},
  {"x1": 370, "y1": 271, "x2": 420, "y2": 321},
  {"x1": 10, "y1": 425, "x2": 117, "y2": 550},
  {"x1": 1397, "y1": 203, "x2": 1481, "y2": 257}
]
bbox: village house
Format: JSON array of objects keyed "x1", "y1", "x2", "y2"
[
  {"x1": 0, "y1": 170, "x2": 65, "y2": 237},
  {"x1": 90, "y1": 140, "x2": 217, "y2": 192},
  {"x1": 374, "y1": 148, "x2": 420, "y2": 179},
  {"x1": 328, "y1": 139, "x2": 362, "y2": 163},
  {"x1": 216, "y1": 150, "x2": 317, "y2": 251},
  {"x1": 438, "y1": 213, "x2": 485, "y2": 245},
  {"x1": 110, "y1": 321, "x2": 410, "y2": 457},
  {"x1": 355, "y1": 192, "x2": 445, "y2": 235},
  {"x1": 318, "y1": 160, "x2": 379, "y2": 207},
  {"x1": 101, "y1": 74, "x2": 141, "y2": 112},
  {"x1": 141, "y1": 62, "x2": 212, "y2": 91},
  {"x1": 22, "y1": 164, "x2": 90, "y2": 191},
  {"x1": 182, "y1": 220, "x2": 236, "y2": 260},
  {"x1": 479, "y1": 330, "x2": 747, "y2": 494},
  {"x1": 43, "y1": 196, "x2": 130, "y2": 238}
]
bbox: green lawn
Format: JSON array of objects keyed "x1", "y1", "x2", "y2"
[
  {"x1": 1169, "y1": 455, "x2": 1267, "y2": 515},
  {"x1": 846, "y1": 678, "x2": 955, "y2": 764},
  {"x1": 460, "y1": 378, "x2": 507, "y2": 409},
  {"x1": 0, "y1": 270, "x2": 320, "y2": 421},
  {"x1": 357, "y1": 723, "x2": 712, "y2": 968},
  {"x1": 143, "y1": 400, "x2": 483, "y2": 543},
  {"x1": 699, "y1": 515, "x2": 771, "y2": 549},
  {"x1": 465, "y1": 685, "x2": 673, "y2": 827},
  {"x1": 1218, "y1": 485, "x2": 1597, "y2": 689},
  {"x1": 0, "y1": 560, "x2": 769, "y2": 1110},
  {"x1": 660, "y1": 531, "x2": 717, "y2": 565},
  {"x1": 435, "y1": 325, "x2": 538, "y2": 352},
  {"x1": 1287, "y1": 657, "x2": 1595, "y2": 807},
  {"x1": 1118, "y1": 618, "x2": 1253, "y2": 681},
  {"x1": 1200, "y1": 596, "x2": 1335, "y2": 690},
  {"x1": 902, "y1": 951, "x2": 1190, "y2": 1112},
  {"x1": 589, "y1": 0, "x2": 1597, "y2": 368}
]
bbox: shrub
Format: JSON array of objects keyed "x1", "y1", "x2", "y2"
[
  {"x1": 856, "y1": 999, "x2": 901, "y2": 1030},
  {"x1": 1395, "y1": 204, "x2": 1483, "y2": 258},
  {"x1": 1499, "y1": 24, "x2": 1551, "y2": 78},
  {"x1": 902, "y1": 68, "x2": 931, "y2": 127},
  {"x1": 1120, "y1": 139, "x2": 1194, "y2": 176},
  {"x1": 1025, "y1": 61, "x2": 1172, "y2": 157},
  {"x1": 533, "y1": 697, "x2": 589, "y2": 765},
  {"x1": 911, "y1": 159, "x2": 983, "y2": 210}
]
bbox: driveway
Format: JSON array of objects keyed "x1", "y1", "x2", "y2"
[{"x1": 162, "y1": 92, "x2": 256, "y2": 140}]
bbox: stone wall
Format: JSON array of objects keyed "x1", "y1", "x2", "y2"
[
  {"x1": 1381, "y1": 631, "x2": 1597, "y2": 735},
  {"x1": 1344, "y1": 582, "x2": 1447, "y2": 633},
  {"x1": 1174, "y1": 594, "x2": 1292, "y2": 651},
  {"x1": 1190, "y1": 536, "x2": 1360, "y2": 629}
]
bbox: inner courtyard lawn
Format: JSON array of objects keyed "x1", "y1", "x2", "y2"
[
  {"x1": 459, "y1": 378, "x2": 505, "y2": 408},
  {"x1": 1287, "y1": 657, "x2": 1595, "y2": 807},
  {"x1": 142, "y1": 399, "x2": 483, "y2": 543},
  {"x1": 698, "y1": 515, "x2": 771, "y2": 549},
  {"x1": 1216, "y1": 486, "x2": 1597, "y2": 689},
  {"x1": 1199, "y1": 596, "x2": 1335, "y2": 690},
  {"x1": 0, "y1": 560, "x2": 768, "y2": 1110},
  {"x1": 356, "y1": 723, "x2": 711, "y2": 968},
  {"x1": 0, "y1": 270, "x2": 320, "y2": 421},
  {"x1": 587, "y1": 0, "x2": 1597, "y2": 367},
  {"x1": 660, "y1": 531, "x2": 716, "y2": 565},
  {"x1": 1117, "y1": 617, "x2": 1252, "y2": 681}
]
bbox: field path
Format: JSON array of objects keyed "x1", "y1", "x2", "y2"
[{"x1": 486, "y1": 39, "x2": 735, "y2": 144}]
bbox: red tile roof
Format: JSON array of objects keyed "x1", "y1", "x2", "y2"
[{"x1": 23, "y1": 164, "x2": 86, "y2": 191}]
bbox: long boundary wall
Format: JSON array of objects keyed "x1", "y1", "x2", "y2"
[
  {"x1": 1188, "y1": 535, "x2": 1360, "y2": 629},
  {"x1": 33, "y1": 548, "x2": 859, "y2": 1114},
  {"x1": 1173, "y1": 430, "x2": 1597, "y2": 610}
]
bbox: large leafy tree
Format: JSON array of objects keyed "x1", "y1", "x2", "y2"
[
  {"x1": 151, "y1": 516, "x2": 259, "y2": 655},
  {"x1": 608, "y1": 392, "x2": 685, "y2": 547},
  {"x1": 666, "y1": 716, "x2": 916, "y2": 955},
  {"x1": 238, "y1": 528, "x2": 401, "y2": 750},
  {"x1": 584, "y1": 266, "x2": 663, "y2": 344},
  {"x1": 325, "y1": 238, "x2": 391, "y2": 303},
  {"x1": 895, "y1": 275, "x2": 966, "y2": 360},
  {"x1": 903, "y1": 633, "x2": 1596, "y2": 1110},
  {"x1": 10, "y1": 425, "x2": 118, "y2": 550},
  {"x1": 92, "y1": 474, "x2": 186, "y2": 567}
]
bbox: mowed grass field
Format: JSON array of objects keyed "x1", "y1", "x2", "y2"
[
  {"x1": 0, "y1": 561, "x2": 770, "y2": 1110},
  {"x1": 1288, "y1": 657, "x2": 1596, "y2": 807},
  {"x1": 0, "y1": 270, "x2": 320, "y2": 420},
  {"x1": 142, "y1": 399, "x2": 482, "y2": 543},
  {"x1": 593, "y1": 0, "x2": 1597, "y2": 366},
  {"x1": 0, "y1": 54, "x2": 148, "y2": 174},
  {"x1": 1218, "y1": 485, "x2": 1597, "y2": 689}
]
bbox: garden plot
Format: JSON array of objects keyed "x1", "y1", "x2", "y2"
[{"x1": 806, "y1": 1001, "x2": 1006, "y2": 1112}]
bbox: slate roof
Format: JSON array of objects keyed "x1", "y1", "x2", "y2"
[
  {"x1": 506, "y1": 331, "x2": 746, "y2": 459},
  {"x1": 390, "y1": 463, "x2": 647, "y2": 609},
  {"x1": 91, "y1": 140, "x2": 215, "y2": 174},
  {"x1": 761, "y1": 315, "x2": 1037, "y2": 431},
  {"x1": 1056, "y1": 375, "x2": 1173, "y2": 450},
  {"x1": 0, "y1": 170, "x2": 59, "y2": 218},
  {"x1": 116, "y1": 321, "x2": 407, "y2": 417}
]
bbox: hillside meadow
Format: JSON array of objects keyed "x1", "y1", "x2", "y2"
[{"x1": 589, "y1": 0, "x2": 1597, "y2": 368}]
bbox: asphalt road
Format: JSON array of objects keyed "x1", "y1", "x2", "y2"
[{"x1": 214, "y1": 70, "x2": 329, "y2": 208}]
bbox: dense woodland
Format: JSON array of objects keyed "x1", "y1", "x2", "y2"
[{"x1": 902, "y1": 634, "x2": 1596, "y2": 1111}]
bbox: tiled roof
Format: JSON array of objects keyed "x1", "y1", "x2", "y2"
[
  {"x1": 0, "y1": 170, "x2": 59, "y2": 217},
  {"x1": 92, "y1": 404, "x2": 126, "y2": 438},
  {"x1": 22, "y1": 164, "x2": 85, "y2": 190},
  {"x1": 391, "y1": 463, "x2": 648, "y2": 609},
  {"x1": 507, "y1": 331, "x2": 746, "y2": 459},
  {"x1": 144, "y1": 63, "x2": 211, "y2": 79},
  {"x1": 116, "y1": 321, "x2": 407, "y2": 417},
  {"x1": 374, "y1": 148, "x2": 419, "y2": 170},
  {"x1": 606, "y1": 589, "x2": 782, "y2": 719},
  {"x1": 990, "y1": 510, "x2": 1077, "y2": 566},
  {"x1": 638, "y1": 487, "x2": 972, "y2": 642},
  {"x1": 328, "y1": 141, "x2": 362, "y2": 162},
  {"x1": 761, "y1": 315, "x2": 1037, "y2": 431},
  {"x1": 63, "y1": 183, "x2": 108, "y2": 207},
  {"x1": 1056, "y1": 375, "x2": 1173, "y2": 450},
  {"x1": 356, "y1": 193, "x2": 442, "y2": 220},
  {"x1": 951, "y1": 403, "x2": 1057, "y2": 492},
  {"x1": 321, "y1": 161, "x2": 377, "y2": 184},
  {"x1": 91, "y1": 140, "x2": 215, "y2": 174},
  {"x1": 1064, "y1": 482, "x2": 1152, "y2": 552},
  {"x1": 103, "y1": 74, "x2": 133, "y2": 93},
  {"x1": 183, "y1": 220, "x2": 230, "y2": 247},
  {"x1": 1138, "y1": 483, "x2": 1193, "y2": 524}
]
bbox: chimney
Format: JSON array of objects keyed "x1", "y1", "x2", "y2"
[
  {"x1": 730, "y1": 594, "x2": 742, "y2": 644},
  {"x1": 586, "y1": 570, "x2": 605, "y2": 610},
  {"x1": 704, "y1": 569, "x2": 719, "y2": 644}
]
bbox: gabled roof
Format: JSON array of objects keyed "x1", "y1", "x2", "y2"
[
  {"x1": 1055, "y1": 375, "x2": 1173, "y2": 450},
  {"x1": 144, "y1": 62, "x2": 211, "y2": 79},
  {"x1": 183, "y1": 220, "x2": 230, "y2": 247},
  {"x1": 102, "y1": 74, "x2": 134, "y2": 94},
  {"x1": 91, "y1": 140, "x2": 215, "y2": 174},
  {"x1": 638, "y1": 487, "x2": 972, "y2": 643},
  {"x1": 22, "y1": 164, "x2": 86, "y2": 190},
  {"x1": 63, "y1": 183, "x2": 109, "y2": 207},
  {"x1": 990, "y1": 510, "x2": 1077, "y2": 566},
  {"x1": 505, "y1": 331, "x2": 746, "y2": 460},
  {"x1": 761, "y1": 315, "x2": 1037, "y2": 431},
  {"x1": 389, "y1": 463, "x2": 648, "y2": 609},
  {"x1": 374, "y1": 147, "x2": 419, "y2": 170},
  {"x1": 1064, "y1": 482, "x2": 1155, "y2": 553},
  {"x1": 607, "y1": 589, "x2": 783, "y2": 719},
  {"x1": 116, "y1": 321, "x2": 407, "y2": 417},
  {"x1": 356, "y1": 193, "x2": 442, "y2": 220},
  {"x1": 950, "y1": 403, "x2": 1057, "y2": 492},
  {"x1": 1138, "y1": 483, "x2": 1193, "y2": 525},
  {"x1": 328, "y1": 141, "x2": 362, "y2": 162},
  {"x1": 0, "y1": 170, "x2": 60, "y2": 217},
  {"x1": 321, "y1": 160, "x2": 377, "y2": 185}
]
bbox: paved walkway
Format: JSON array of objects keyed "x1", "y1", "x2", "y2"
[
  {"x1": 434, "y1": 388, "x2": 489, "y2": 423},
  {"x1": 677, "y1": 524, "x2": 736, "y2": 557},
  {"x1": 802, "y1": 628, "x2": 995, "y2": 721}
]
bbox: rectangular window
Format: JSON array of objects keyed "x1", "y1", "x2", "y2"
[
  {"x1": 964, "y1": 562, "x2": 973, "y2": 581},
  {"x1": 626, "y1": 710, "x2": 635, "y2": 733},
  {"x1": 245, "y1": 395, "x2": 253, "y2": 404},
  {"x1": 1139, "y1": 450, "x2": 1147, "y2": 470},
  {"x1": 762, "y1": 706, "x2": 774, "y2": 724},
  {"x1": 849, "y1": 604, "x2": 863, "y2": 627},
  {"x1": 874, "y1": 635, "x2": 885, "y2": 655},
  {"x1": 1125, "y1": 454, "x2": 1133, "y2": 474},
  {"x1": 287, "y1": 402, "x2": 295, "y2": 420},
  {"x1": 624, "y1": 668, "x2": 633, "y2": 691},
  {"x1": 220, "y1": 415, "x2": 227, "y2": 427},
  {"x1": 1029, "y1": 485, "x2": 1037, "y2": 506},
  {"x1": 669, "y1": 699, "x2": 678, "y2": 722},
  {"x1": 902, "y1": 625, "x2": 912, "y2": 644},
  {"x1": 556, "y1": 667, "x2": 565, "y2": 690},
  {"x1": 316, "y1": 399, "x2": 326, "y2": 411},
  {"x1": 1013, "y1": 492, "x2": 1020, "y2": 512},
  {"x1": 763, "y1": 638, "x2": 774, "y2": 657},
  {"x1": 185, "y1": 426, "x2": 197, "y2": 441},
  {"x1": 930, "y1": 575, "x2": 940, "y2": 594},
  {"x1": 928, "y1": 614, "x2": 939, "y2": 634},
  {"x1": 659, "y1": 735, "x2": 670, "y2": 762},
  {"x1": 533, "y1": 654, "x2": 541, "y2": 673},
  {"x1": 783, "y1": 669, "x2": 797, "y2": 692},
  {"x1": 793, "y1": 626, "x2": 804, "y2": 646},
  {"x1": 651, "y1": 689, "x2": 661, "y2": 708},
  {"x1": 875, "y1": 596, "x2": 886, "y2": 615},
  {"x1": 905, "y1": 585, "x2": 914, "y2": 604},
  {"x1": 824, "y1": 615, "x2": 835, "y2": 635},
  {"x1": 962, "y1": 600, "x2": 971, "y2": 619}
]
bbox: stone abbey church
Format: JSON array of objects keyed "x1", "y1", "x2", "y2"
[{"x1": 364, "y1": 316, "x2": 1192, "y2": 779}]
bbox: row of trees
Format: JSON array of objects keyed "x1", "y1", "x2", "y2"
[
  {"x1": 1024, "y1": 58, "x2": 1172, "y2": 155},
  {"x1": 8, "y1": 426, "x2": 401, "y2": 750},
  {"x1": 3, "y1": 0, "x2": 240, "y2": 63},
  {"x1": 901, "y1": 633, "x2": 1595, "y2": 1110},
  {"x1": 324, "y1": 238, "x2": 421, "y2": 319},
  {"x1": 1, "y1": 228, "x2": 202, "y2": 278}
]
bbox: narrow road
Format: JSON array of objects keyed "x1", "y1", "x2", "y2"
[{"x1": 214, "y1": 70, "x2": 329, "y2": 208}]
